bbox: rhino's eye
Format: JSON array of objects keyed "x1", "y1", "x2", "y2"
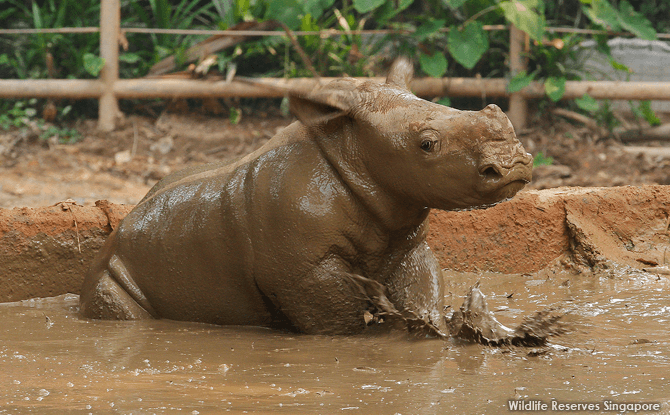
[{"x1": 420, "y1": 140, "x2": 435, "y2": 152}]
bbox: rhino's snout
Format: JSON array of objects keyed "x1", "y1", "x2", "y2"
[{"x1": 479, "y1": 151, "x2": 533, "y2": 185}]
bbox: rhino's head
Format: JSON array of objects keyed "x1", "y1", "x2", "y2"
[{"x1": 290, "y1": 58, "x2": 532, "y2": 213}]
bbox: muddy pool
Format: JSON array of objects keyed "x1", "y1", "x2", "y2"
[{"x1": 1, "y1": 268, "x2": 668, "y2": 414}]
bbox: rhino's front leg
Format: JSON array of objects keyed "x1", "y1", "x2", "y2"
[
  {"x1": 258, "y1": 257, "x2": 385, "y2": 335},
  {"x1": 384, "y1": 241, "x2": 447, "y2": 333}
]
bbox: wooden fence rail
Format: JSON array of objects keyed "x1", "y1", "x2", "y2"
[{"x1": 1, "y1": 0, "x2": 670, "y2": 131}]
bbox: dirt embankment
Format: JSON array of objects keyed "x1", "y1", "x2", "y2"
[
  {"x1": 1, "y1": 185, "x2": 668, "y2": 303},
  {"x1": 1, "y1": 111, "x2": 670, "y2": 210}
]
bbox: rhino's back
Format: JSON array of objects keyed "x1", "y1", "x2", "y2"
[
  {"x1": 108, "y1": 123, "x2": 341, "y2": 325},
  {"x1": 113, "y1": 161, "x2": 264, "y2": 324}
]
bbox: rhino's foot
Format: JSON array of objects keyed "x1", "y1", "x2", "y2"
[
  {"x1": 447, "y1": 283, "x2": 568, "y2": 347},
  {"x1": 345, "y1": 274, "x2": 448, "y2": 339},
  {"x1": 80, "y1": 270, "x2": 155, "y2": 320}
]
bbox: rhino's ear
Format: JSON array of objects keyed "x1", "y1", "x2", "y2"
[
  {"x1": 289, "y1": 89, "x2": 355, "y2": 128},
  {"x1": 385, "y1": 57, "x2": 413, "y2": 91}
]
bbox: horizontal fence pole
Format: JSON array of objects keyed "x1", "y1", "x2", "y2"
[
  {"x1": 3, "y1": 26, "x2": 667, "y2": 39},
  {"x1": 1, "y1": 78, "x2": 670, "y2": 101},
  {"x1": 520, "y1": 81, "x2": 670, "y2": 101},
  {"x1": 0, "y1": 27, "x2": 100, "y2": 34},
  {"x1": 0, "y1": 25, "x2": 508, "y2": 37},
  {"x1": 0, "y1": 80, "x2": 104, "y2": 98}
]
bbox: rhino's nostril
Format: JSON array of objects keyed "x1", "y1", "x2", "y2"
[{"x1": 481, "y1": 166, "x2": 502, "y2": 179}]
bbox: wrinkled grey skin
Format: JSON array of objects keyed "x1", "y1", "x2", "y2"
[{"x1": 80, "y1": 58, "x2": 533, "y2": 335}]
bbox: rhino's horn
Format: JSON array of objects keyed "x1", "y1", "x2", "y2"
[{"x1": 385, "y1": 57, "x2": 413, "y2": 91}]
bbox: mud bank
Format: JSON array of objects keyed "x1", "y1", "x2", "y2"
[
  {"x1": 0, "y1": 201, "x2": 133, "y2": 302},
  {"x1": 0, "y1": 185, "x2": 668, "y2": 302},
  {"x1": 428, "y1": 184, "x2": 670, "y2": 274}
]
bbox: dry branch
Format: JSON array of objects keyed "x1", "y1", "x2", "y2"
[
  {"x1": 147, "y1": 20, "x2": 281, "y2": 76},
  {"x1": 618, "y1": 123, "x2": 670, "y2": 142},
  {"x1": 551, "y1": 108, "x2": 609, "y2": 137}
]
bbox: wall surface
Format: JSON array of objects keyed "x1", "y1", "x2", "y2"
[{"x1": 1, "y1": 186, "x2": 668, "y2": 302}]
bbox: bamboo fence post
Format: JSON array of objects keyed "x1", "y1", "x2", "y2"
[
  {"x1": 508, "y1": 25, "x2": 528, "y2": 131},
  {"x1": 98, "y1": 0, "x2": 120, "y2": 132}
]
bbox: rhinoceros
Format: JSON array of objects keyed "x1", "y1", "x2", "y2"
[{"x1": 79, "y1": 58, "x2": 533, "y2": 335}]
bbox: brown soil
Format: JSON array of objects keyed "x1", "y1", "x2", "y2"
[
  {"x1": 0, "y1": 111, "x2": 288, "y2": 208},
  {"x1": 1, "y1": 108, "x2": 669, "y2": 208}
]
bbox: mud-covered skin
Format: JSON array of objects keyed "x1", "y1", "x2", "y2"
[{"x1": 80, "y1": 58, "x2": 533, "y2": 335}]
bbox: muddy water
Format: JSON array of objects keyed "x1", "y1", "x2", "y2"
[{"x1": 1, "y1": 269, "x2": 669, "y2": 414}]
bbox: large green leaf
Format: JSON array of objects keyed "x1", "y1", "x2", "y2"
[
  {"x1": 447, "y1": 21, "x2": 488, "y2": 70},
  {"x1": 419, "y1": 52, "x2": 448, "y2": 78},
  {"x1": 302, "y1": 0, "x2": 336, "y2": 19},
  {"x1": 375, "y1": 0, "x2": 413, "y2": 22},
  {"x1": 581, "y1": 0, "x2": 620, "y2": 31},
  {"x1": 617, "y1": 1, "x2": 656, "y2": 40},
  {"x1": 499, "y1": 0, "x2": 545, "y2": 42},
  {"x1": 609, "y1": 58, "x2": 631, "y2": 73},
  {"x1": 507, "y1": 70, "x2": 535, "y2": 93},
  {"x1": 119, "y1": 53, "x2": 141, "y2": 64},
  {"x1": 83, "y1": 53, "x2": 105, "y2": 77},
  {"x1": 574, "y1": 94, "x2": 600, "y2": 112},
  {"x1": 414, "y1": 19, "x2": 446, "y2": 42},
  {"x1": 265, "y1": 0, "x2": 302, "y2": 29},
  {"x1": 544, "y1": 76, "x2": 566, "y2": 102},
  {"x1": 637, "y1": 101, "x2": 661, "y2": 126},
  {"x1": 353, "y1": 0, "x2": 386, "y2": 13}
]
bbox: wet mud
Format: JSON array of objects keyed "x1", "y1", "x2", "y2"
[
  {"x1": 1, "y1": 268, "x2": 668, "y2": 413},
  {"x1": 1, "y1": 185, "x2": 669, "y2": 411}
]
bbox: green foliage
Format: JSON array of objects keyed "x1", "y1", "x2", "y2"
[
  {"x1": 574, "y1": 94, "x2": 599, "y2": 112},
  {"x1": 40, "y1": 124, "x2": 81, "y2": 144},
  {"x1": 82, "y1": 54, "x2": 105, "y2": 77},
  {"x1": 122, "y1": 0, "x2": 219, "y2": 77},
  {"x1": 0, "y1": 0, "x2": 101, "y2": 80},
  {"x1": 507, "y1": 70, "x2": 535, "y2": 93},
  {"x1": 0, "y1": 100, "x2": 38, "y2": 130},
  {"x1": 593, "y1": 100, "x2": 620, "y2": 132},
  {"x1": 499, "y1": 0, "x2": 546, "y2": 42},
  {"x1": 632, "y1": 101, "x2": 661, "y2": 127},
  {"x1": 533, "y1": 152, "x2": 554, "y2": 167},
  {"x1": 581, "y1": 0, "x2": 656, "y2": 40},
  {"x1": 419, "y1": 52, "x2": 448, "y2": 78},
  {"x1": 436, "y1": 97, "x2": 452, "y2": 106},
  {"x1": 0, "y1": 0, "x2": 663, "y2": 123},
  {"x1": 414, "y1": 19, "x2": 445, "y2": 42},
  {"x1": 544, "y1": 76, "x2": 566, "y2": 102},
  {"x1": 353, "y1": 0, "x2": 386, "y2": 14},
  {"x1": 447, "y1": 21, "x2": 488, "y2": 70},
  {"x1": 229, "y1": 107, "x2": 242, "y2": 125},
  {"x1": 0, "y1": 99, "x2": 81, "y2": 144}
]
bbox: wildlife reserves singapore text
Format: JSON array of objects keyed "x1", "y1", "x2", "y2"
[{"x1": 507, "y1": 400, "x2": 662, "y2": 412}]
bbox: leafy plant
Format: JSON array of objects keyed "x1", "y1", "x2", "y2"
[
  {"x1": 632, "y1": 100, "x2": 661, "y2": 127},
  {"x1": 533, "y1": 151, "x2": 554, "y2": 167},
  {"x1": 40, "y1": 124, "x2": 81, "y2": 144},
  {"x1": 83, "y1": 53, "x2": 105, "y2": 77},
  {"x1": 0, "y1": 0, "x2": 664, "y2": 124},
  {"x1": 0, "y1": 99, "x2": 81, "y2": 143},
  {"x1": 0, "y1": 100, "x2": 38, "y2": 130},
  {"x1": 0, "y1": 0, "x2": 101, "y2": 80}
]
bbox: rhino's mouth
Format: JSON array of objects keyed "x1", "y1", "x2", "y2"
[
  {"x1": 479, "y1": 165, "x2": 531, "y2": 189},
  {"x1": 475, "y1": 162, "x2": 532, "y2": 206}
]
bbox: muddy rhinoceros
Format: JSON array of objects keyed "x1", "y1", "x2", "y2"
[{"x1": 79, "y1": 58, "x2": 533, "y2": 335}]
